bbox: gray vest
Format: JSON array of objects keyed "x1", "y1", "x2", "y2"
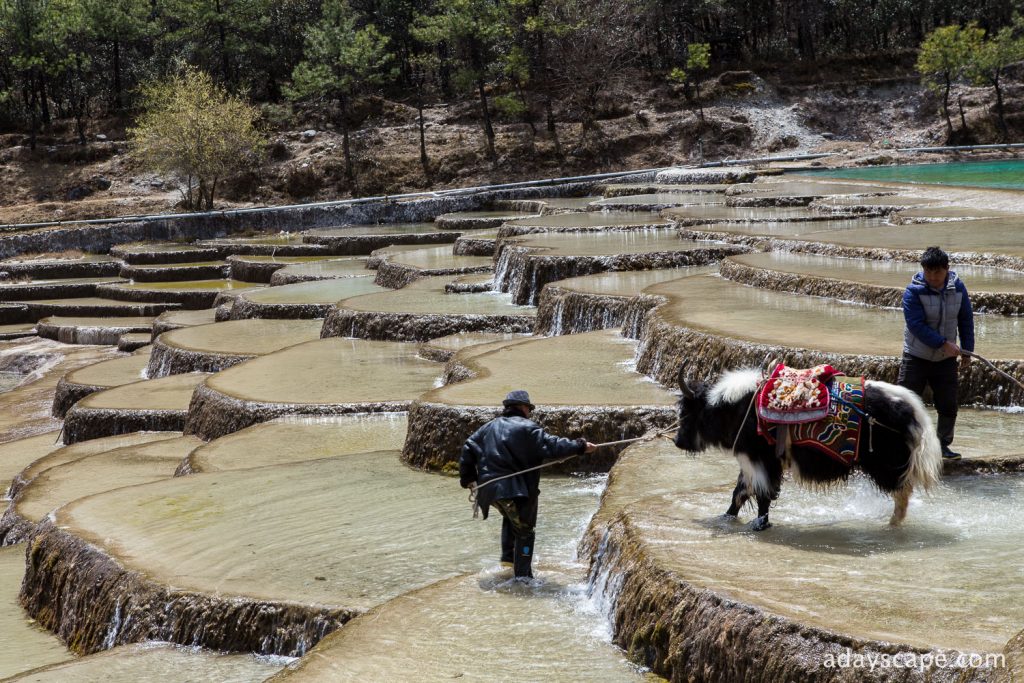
[{"x1": 904, "y1": 284, "x2": 963, "y2": 361}]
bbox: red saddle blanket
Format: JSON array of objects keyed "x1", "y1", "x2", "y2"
[
  {"x1": 756, "y1": 363, "x2": 837, "y2": 424},
  {"x1": 756, "y1": 364, "x2": 866, "y2": 467}
]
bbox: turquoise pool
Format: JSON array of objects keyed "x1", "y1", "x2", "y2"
[{"x1": 804, "y1": 159, "x2": 1024, "y2": 190}]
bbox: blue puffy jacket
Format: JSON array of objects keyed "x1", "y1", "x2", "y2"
[{"x1": 902, "y1": 270, "x2": 974, "y2": 362}]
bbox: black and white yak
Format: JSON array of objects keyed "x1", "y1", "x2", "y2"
[{"x1": 674, "y1": 367, "x2": 944, "y2": 530}]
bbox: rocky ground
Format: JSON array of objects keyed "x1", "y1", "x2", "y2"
[{"x1": 1, "y1": 59, "x2": 1022, "y2": 226}]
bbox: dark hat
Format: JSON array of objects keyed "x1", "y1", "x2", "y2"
[{"x1": 503, "y1": 389, "x2": 535, "y2": 410}]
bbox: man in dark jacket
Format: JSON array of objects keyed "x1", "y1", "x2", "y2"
[
  {"x1": 899, "y1": 246, "x2": 974, "y2": 460},
  {"x1": 460, "y1": 390, "x2": 596, "y2": 580}
]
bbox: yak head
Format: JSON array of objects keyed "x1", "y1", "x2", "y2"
[
  {"x1": 675, "y1": 367, "x2": 709, "y2": 453},
  {"x1": 675, "y1": 366, "x2": 763, "y2": 454}
]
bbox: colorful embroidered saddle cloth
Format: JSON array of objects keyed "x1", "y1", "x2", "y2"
[
  {"x1": 757, "y1": 364, "x2": 867, "y2": 467},
  {"x1": 756, "y1": 363, "x2": 837, "y2": 424}
]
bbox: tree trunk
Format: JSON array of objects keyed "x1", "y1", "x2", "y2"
[
  {"x1": 993, "y1": 75, "x2": 1008, "y2": 140},
  {"x1": 696, "y1": 81, "x2": 704, "y2": 122},
  {"x1": 545, "y1": 96, "x2": 562, "y2": 160},
  {"x1": 216, "y1": 0, "x2": 230, "y2": 84},
  {"x1": 477, "y1": 77, "x2": 496, "y2": 162},
  {"x1": 39, "y1": 79, "x2": 51, "y2": 127},
  {"x1": 941, "y1": 76, "x2": 953, "y2": 139},
  {"x1": 340, "y1": 96, "x2": 354, "y2": 183},
  {"x1": 417, "y1": 88, "x2": 429, "y2": 179},
  {"x1": 113, "y1": 39, "x2": 123, "y2": 109},
  {"x1": 957, "y1": 94, "x2": 968, "y2": 134}
]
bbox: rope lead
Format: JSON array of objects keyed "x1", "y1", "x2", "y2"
[{"x1": 466, "y1": 422, "x2": 678, "y2": 518}]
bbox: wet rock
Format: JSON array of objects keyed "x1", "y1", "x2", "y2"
[
  {"x1": 302, "y1": 231, "x2": 460, "y2": 256},
  {"x1": 118, "y1": 262, "x2": 229, "y2": 282},
  {"x1": 494, "y1": 242, "x2": 745, "y2": 306},
  {"x1": 535, "y1": 286, "x2": 635, "y2": 336},
  {"x1": 110, "y1": 244, "x2": 221, "y2": 266},
  {"x1": 36, "y1": 317, "x2": 154, "y2": 345},
  {"x1": 320, "y1": 309, "x2": 534, "y2": 342},
  {"x1": 20, "y1": 521, "x2": 354, "y2": 656}
]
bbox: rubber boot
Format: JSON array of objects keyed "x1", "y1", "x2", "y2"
[{"x1": 513, "y1": 533, "x2": 535, "y2": 579}]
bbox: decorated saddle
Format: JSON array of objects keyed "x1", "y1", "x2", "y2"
[{"x1": 756, "y1": 363, "x2": 867, "y2": 467}]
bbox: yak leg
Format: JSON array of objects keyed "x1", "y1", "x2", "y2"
[
  {"x1": 751, "y1": 492, "x2": 773, "y2": 531},
  {"x1": 725, "y1": 473, "x2": 749, "y2": 517},
  {"x1": 889, "y1": 485, "x2": 911, "y2": 526}
]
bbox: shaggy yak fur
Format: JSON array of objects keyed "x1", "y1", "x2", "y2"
[{"x1": 675, "y1": 367, "x2": 943, "y2": 530}]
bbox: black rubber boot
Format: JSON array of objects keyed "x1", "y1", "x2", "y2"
[{"x1": 513, "y1": 534, "x2": 535, "y2": 579}]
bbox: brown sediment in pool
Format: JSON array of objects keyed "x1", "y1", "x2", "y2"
[
  {"x1": 434, "y1": 210, "x2": 540, "y2": 230},
  {"x1": 0, "y1": 431, "x2": 62, "y2": 497},
  {"x1": 6, "y1": 432, "x2": 181, "y2": 502},
  {"x1": 581, "y1": 437, "x2": 1013, "y2": 682},
  {"x1": 0, "y1": 254, "x2": 121, "y2": 278},
  {"x1": 444, "y1": 272, "x2": 494, "y2": 293},
  {"x1": 0, "y1": 323, "x2": 37, "y2": 340},
  {"x1": 535, "y1": 266, "x2": 710, "y2": 336},
  {"x1": 227, "y1": 254, "x2": 337, "y2": 283},
  {"x1": 809, "y1": 194, "x2": 943, "y2": 215},
  {"x1": 373, "y1": 245, "x2": 494, "y2": 289},
  {"x1": 184, "y1": 337, "x2": 440, "y2": 440},
  {"x1": 0, "y1": 436, "x2": 200, "y2": 545},
  {"x1": 53, "y1": 353, "x2": 149, "y2": 417},
  {"x1": 632, "y1": 274, "x2": 1024, "y2": 405},
  {"x1": 19, "y1": 297, "x2": 180, "y2": 320},
  {"x1": 148, "y1": 318, "x2": 323, "y2": 377},
  {"x1": 96, "y1": 280, "x2": 254, "y2": 310},
  {"x1": 0, "y1": 277, "x2": 125, "y2": 302},
  {"x1": 0, "y1": 340, "x2": 120, "y2": 442},
  {"x1": 109, "y1": 243, "x2": 220, "y2": 265},
  {"x1": 116, "y1": 333, "x2": 151, "y2": 353},
  {"x1": 3, "y1": 642, "x2": 285, "y2": 682},
  {"x1": 17, "y1": 452, "x2": 507, "y2": 655},
  {"x1": 180, "y1": 412, "x2": 408, "y2": 474},
  {"x1": 452, "y1": 229, "x2": 499, "y2": 256},
  {"x1": 590, "y1": 193, "x2": 727, "y2": 212},
  {"x1": 62, "y1": 373, "x2": 209, "y2": 443},
  {"x1": 402, "y1": 329, "x2": 677, "y2": 471},
  {"x1": 320, "y1": 276, "x2": 535, "y2": 341},
  {"x1": 151, "y1": 308, "x2": 218, "y2": 337},
  {"x1": 722, "y1": 179, "x2": 896, "y2": 207},
  {"x1": 0, "y1": 546, "x2": 73, "y2": 678},
  {"x1": 494, "y1": 228, "x2": 747, "y2": 305},
  {"x1": 226, "y1": 277, "x2": 386, "y2": 320},
  {"x1": 674, "y1": 215, "x2": 889, "y2": 247},
  {"x1": 268, "y1": 257, "x2": 369, "y2": 285},
  {"x1": 497, "y1": 211, "x2": 670, "y2": 239},
  {"x1": 118, "y1": 261, "x2": 229, "y2": 282},
  {"x1": 197, "y1": 234, "x2": 331, "y2": 257},
  {"x1": 302, "y1": 225, "x2": 460, "y2": 256},
  {"x1": 720, "y1": 252, "x2": 1024, "y2": 315},
  {"x1": 663, "y1": 204, "x2": 866, "y2": 226},
  {"x1": 598, "y1": 183, "x2": 728, "y2": 198},
  {"x1": 36, "y1": 316, "x2": 154, "y2": 345},
  {"x1": 417, "y1": 331, "x2": 529, "y2": 363}
]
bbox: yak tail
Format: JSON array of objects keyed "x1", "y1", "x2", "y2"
[{"x1": 871, "y1": 381, "x2": 943, "y2": 493}]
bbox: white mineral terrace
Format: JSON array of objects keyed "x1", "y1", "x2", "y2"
[
  {"x1": 596, "y1": 438, "x2": 1024, "y2": 653},
  {"x1": 727, "y1": 251, "x2": 1024, "y2": 293},
  {"x1": 303, "y1": 222, "x2": 442, "y2": 237},
  {"x1": 0, "y1": 546, "x2": 73, "y2": 677},
  {"x1": 155, "y1": 318, "x2": 324, "y2": 360},
  {"x1": 502, "y1": 210, "x2": 670, "y2": 231},
  {"x1": 232, "y1": 277, "x2": 385, "y2": 306},
  {"x1": 200, "y1": 337, "x2": 439, "y2": 405},
  {"x1": 648, "y1": 273, "x2": 1024, "y2": 360},
  {"x1": 51, "y1": 451, "x2": 603, "y2": 613},
  {"x1": 425, "y1": 329, "x2": 676, "y2": 408},
  {"x1": 4, "y1": 642, "x2": 284, "y2": 682},
  {"x1": 336, "y1": 275, "x2": 534, "y2": 316}
]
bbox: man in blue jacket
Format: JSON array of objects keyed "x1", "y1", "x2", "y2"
[
  {"x1": 899, "y1": 246, "x2": 974, "y2": 460},
  {"x1": 460, "y1": 390, "x2": 596, "y2": 580}
]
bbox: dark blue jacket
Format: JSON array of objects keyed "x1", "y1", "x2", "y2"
[
  {"x1": 459, "y1": 414, "x2": 585, "y2": 519},
  {"x1": 902, "y1": 270, "x2": 974, "y2": 362}
]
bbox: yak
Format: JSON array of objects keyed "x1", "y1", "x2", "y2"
[{"x1": 674, "y1": 366, "x2": 943, "y2": 530}]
